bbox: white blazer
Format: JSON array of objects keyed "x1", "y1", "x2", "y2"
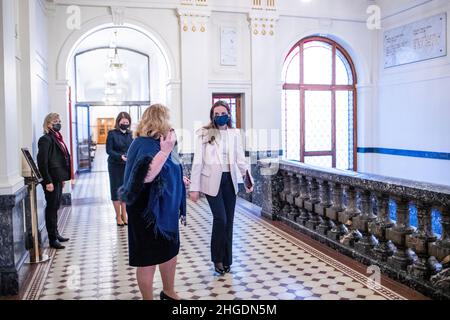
[{"x1": 190, "y1": 128, "x2": 253, "y2": 197}]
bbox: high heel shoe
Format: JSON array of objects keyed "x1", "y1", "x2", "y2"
[
  {"x1": 160, "y1": 291, "x2": 180, "y2": 301},
  {"x1": 223, "y1": 266, "x2": 231, "y2": 273}
]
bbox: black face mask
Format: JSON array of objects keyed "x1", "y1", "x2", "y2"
[
  {"x1": 119, "y1": 124, "x2": 130, "y2": 131},
  {"x1": 52, "y1": 123, "x2": 62, "y2": 132}
]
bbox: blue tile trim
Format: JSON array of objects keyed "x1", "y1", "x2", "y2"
[{"x1": 357, "y1": 147, "x2": 450, "y2": 161}]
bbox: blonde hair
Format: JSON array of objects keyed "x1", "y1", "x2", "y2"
[
  {"x1": 135, "y1": 104, "x2": 172, "y2": 139},
  {"x1": 43, "y1": 113, "x2": 60, "y2": 134}
]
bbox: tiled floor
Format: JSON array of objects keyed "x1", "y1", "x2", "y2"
[{"x1": 20, "y1": 152, "x2": 424, "y2": 300}]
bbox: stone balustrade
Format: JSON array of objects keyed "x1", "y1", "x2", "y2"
[{"x1": 258, "y1": 159, "x2": 450, "y2": 299}]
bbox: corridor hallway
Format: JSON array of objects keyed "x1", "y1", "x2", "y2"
[{"x1": 20, "y1": 169, "x2": 427, "y2": 300}]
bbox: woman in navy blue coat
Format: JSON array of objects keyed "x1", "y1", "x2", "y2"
[
  {"x1": 120, "y1": 104, "x2": 187, "y2": 301},
  {"x1": 106, "y1": 112, "x2": 133, "y2": 226}
]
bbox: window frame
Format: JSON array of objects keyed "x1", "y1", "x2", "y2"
[{"x1": 282, "y1": 36, "x2": 358, "y2": 171}]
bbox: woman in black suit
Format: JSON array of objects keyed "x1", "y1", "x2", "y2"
[
  {"x1": 106, "y1": 112, "x2": 133, "y2": 226},
  {"x1": 37, "y1": 113, "x2": 71, "y2": 250}
]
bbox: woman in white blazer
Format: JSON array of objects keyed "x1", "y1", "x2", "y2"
[{"x1": 190, "y1": 101, "x2": 253, "y2": 275}]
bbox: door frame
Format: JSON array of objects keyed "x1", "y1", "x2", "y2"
[{"x1": 75, "y1": 104, "x2": 92, "y2": 173}]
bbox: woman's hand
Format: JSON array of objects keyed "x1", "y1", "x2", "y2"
[
  {"x1": 183, "y1": 176, "x2": 191, "y2": 187},
  {"x1": 160, "y1": 130, "x2": 176, "y2": 156},
  {"x1": 121, "y1": 155, "x2": 127, "y2": 162},
  {"x1": 46, "y1": 183, "x2": 54, "y2": 192},
  {"x1": 189, "y1": 191, "x2": 200, "y2": 203}
]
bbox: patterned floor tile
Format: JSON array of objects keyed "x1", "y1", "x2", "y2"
[{"x1": 21, "y1": 152, "x2": 411, "y2": 300}]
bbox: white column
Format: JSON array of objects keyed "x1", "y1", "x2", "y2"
[
  {"x1": 248, "y1": 11, "x2": 281, "y2": 153},
  {"x1": 0, "y1": 0, "x2": 24, "y2": 195},
  {"x1": 49, "y1": 80, "x2": 72, "y2": 194},
  {"x1": 177, "y1": 7, "x2": 211, "y2": 154}
]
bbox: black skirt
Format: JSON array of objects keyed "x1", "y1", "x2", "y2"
[
  {"x1": 108, "y1": 162, "x2": 126, "y2": 201},
  {"x1": 127, "y1": 185, "x2": 180, "y2": 267}
]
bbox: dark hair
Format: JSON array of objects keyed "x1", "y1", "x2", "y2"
[
  {"x1": 115, "y1": 112, "x2": 132, "y2": 130},
  {"x1": 201, "y1": 100, "x2": 233, "y2": 144},
  {"x1": 204, "y1": 100, "x2": 233, "y2": 130}
]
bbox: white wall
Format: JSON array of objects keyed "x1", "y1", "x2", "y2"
[
  {"x1": 40, "y1": 0, "x2": 449, "y2": 186},
  {"x1": 361, "y1": 0, "x2": 450, "y2": 185}
]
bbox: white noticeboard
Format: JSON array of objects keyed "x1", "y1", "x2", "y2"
[
  {"x1": 220, "y1": 27, "x2": 238, "y2": 66},
  {"x1": 384, "y1": 13, "x2": 447, "y2": 68}
]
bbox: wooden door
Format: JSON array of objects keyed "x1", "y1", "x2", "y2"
[{"x1": 97, "y1": 118, "x2": 115, "y2": 144}]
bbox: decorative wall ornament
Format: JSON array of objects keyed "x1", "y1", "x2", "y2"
[
  {"x1": 177, "y1": 8, "x2": 211, "y2": 33},
  {"x1": 252, "y1": 0, "x2": 276, "y2": 10},
  {"x1": 181, "y1": 0, "x2": 208, "y2": 6},
  {"x1": 248, "y1": 12, "x2": 278, "y2": 37},
  {"x1": 111, "y1": 6, "x2": 126, "y2": 26}
]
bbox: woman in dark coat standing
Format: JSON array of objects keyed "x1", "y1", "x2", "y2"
[
  {"x1": 106, "y1": 112, "x2": 133, "y2": 226},
  {"x1": 120, "y1": 104, "x2": 187, "y2": 301},
  {"x1": 37, "y1": 113, "x2": 71, "y2": 250}
]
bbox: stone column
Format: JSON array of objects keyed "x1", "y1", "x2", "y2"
[
  {"x1": 369, "y1": 193, "x2": 395, "y2": 261},
  {"x1": 327, "y1": 183, "x2": 348, "y2": 241},
  {"x1": 305, "y1": 177, "x2": 321, "y2": 230},
  {"x1": 354, "y1": 190, "x2": 378, "y2": 254},
  {"x1": 259, "y1": 161, "x2": 282, "y2": 220},
  {"x1": 406, "y1": 201, "x2": 441, "y2": 279},
  {"x1": 386, "y1": 196, "x2": 415, "y2": 270},
  {"x1": 429, "y1": 206, "x2": 450, "y2": 264},
  {"x1": 317, "y1": 180, "x2": 333, "y2": 235},
  {"x1": 0, "y1": 0, "x2": 28, "y2": 296},
  {"x1": 339, "y1": 186, "x2": 362, "y2": 246},
  {"x1": 286, "y1": 172, "x2": 300, "y2": 222},
  {"x1": 296, "y1": 174, "x2": 310, "y2": 226},
  {"x1": 177, "y1": 7, "x2": 211, "y2": 134}
]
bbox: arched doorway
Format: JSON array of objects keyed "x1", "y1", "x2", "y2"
[
  {"x1": 66, "y1": 26, "x2": 170, "y2": 173},
  {"x1": 281, "y1": 36, "x2": 357, "y2": 171}
]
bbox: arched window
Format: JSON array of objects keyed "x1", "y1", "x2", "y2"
[{"x1": 282, "y1": 36, "x2": 357, "y2": 170}]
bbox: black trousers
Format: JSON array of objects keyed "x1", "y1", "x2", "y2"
[
  {"x1": 44, "y1": 181, "x2": 63, "y2": 242},
  {"x1": 205, "y1": 173, "x2": 236, "y2": 266}
]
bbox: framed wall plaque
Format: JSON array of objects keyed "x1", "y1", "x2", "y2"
[
  {"x1": 384, "y1": 13, "x2": 447, "y2": 68},
  {"x1": 220, "y1": 26, "x2": 238, "y2": 66}
]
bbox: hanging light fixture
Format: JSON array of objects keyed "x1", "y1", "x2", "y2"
[{"x1": 103, "y1": 30, "x2": 128, "y2": 102}]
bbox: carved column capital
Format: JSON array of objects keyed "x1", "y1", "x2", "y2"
[
  {"x1": 177, "y1": 7, "x2": 211, "y2": 33},
  {"x1": 248, "y1": 11, "x2": 279, "y2": 37}
]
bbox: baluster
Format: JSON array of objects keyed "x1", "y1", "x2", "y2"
[
  {"x1": 297, "y1": 175, "x2": 311, "y2": 226},
  {"x1": 369, "y1": 193, "x2": 395, "y2": 261},
  {"x1": 286, "y1": 173, "x2": 300, "y2": 222},
  {"x1": 406, "y1": 201, "x2": 441, "y2": 279},
  {"x1": 430, "y1": 206, "x2": 450, "y2": 264},
  {"x1": 354, "y1": 190, "x2": 378, "y2": 254},
  {"x1": 339, "y1": 186, "x2": 362, "y2": 247},
  {"x1": 317, "y1": 180, "x2": 333, "y2": 236},
  {"x1": 327, "y1": 182, "x2": 348, "y2": 241},
  {"x1": 279, "y1": 171, "x2": 292, "y2": 219},
  {"x1": 386, "y1": 196, "x2": 415, "y2": 270},
  {"x1": 305, "y1": 177, "x2": 321, "y2": 230}
]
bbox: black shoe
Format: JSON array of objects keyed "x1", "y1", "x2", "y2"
[
  {"x1": 50, "y1": 240, "x2": 65, "y2": 250},
  {"x1": 56, "y1": 235, "x2": 70, "y2": 242},
  {"x1": 223, "y1": 266, "x2": 231, "y2": 273},
  {"x1": 160, "y1": 291, "x2": 180, "y2": 301},
  {"x1": 214, "y1": 263, "x2": 226, "y2": 275}
]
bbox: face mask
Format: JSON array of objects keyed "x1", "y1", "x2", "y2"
[
  {"x1": 214, "y1": 115, "x2": 229, "y2": 127},
  {"x1": 119, "y1": 124, "x2": 130, "y2": 131},
  {"x1": 52, "y1": 123, "x2": 62, "y2": 132}
]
